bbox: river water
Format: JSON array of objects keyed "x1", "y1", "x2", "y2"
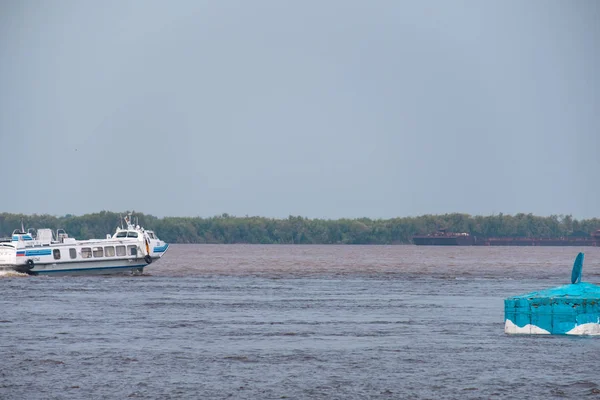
[{"x1": 2, "y1": 245, "x2": 600, "y2": 399}]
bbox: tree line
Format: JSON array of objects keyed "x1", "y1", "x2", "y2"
[{"x1": 0, "y1": 212, "x2": 598, "y2": 245}]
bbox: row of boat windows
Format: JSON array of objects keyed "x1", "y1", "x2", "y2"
[{"x1": 53, "y1": 245, "x2": 137, "y2": 260}]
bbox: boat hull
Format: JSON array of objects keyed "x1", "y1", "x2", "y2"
[{"x1": 1, "y1": 258, "x2": 151, "y2": 276}]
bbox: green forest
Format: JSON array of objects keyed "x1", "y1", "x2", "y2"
[{"x1": 1, "y1": 211, "x2": 599, "y2": 244}]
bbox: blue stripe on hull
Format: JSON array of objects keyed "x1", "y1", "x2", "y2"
[
  {"x1": 34, "y1": 264, "x2": 146, "y2": 275},
  {"x1": 25, "y1": 249, "x2": 52, "y2": 256},
  {"x1": 153, "y1": 244, "x2": 169, "y2": 253}
]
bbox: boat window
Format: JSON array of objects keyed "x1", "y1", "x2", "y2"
[
  {"x1": 82, "y1": 248, "x2": 92, "y2": 258},
  {"x1": 53, "y1": 249, "x2": 61, "y2": 260},
  {"x1": 116, "y1": 231, "x2": 127, "y2": 238},
  {"x1": 69, "y1": 248, "x2": 77, "y2": 259},
  {"x1": 147, "y1": 232, "x2": 155, "y2": 239},
  {"x1": 105, "y1": 246, "x2": 115, "y2": 257},
  {"x1": 128, "y1": 245, "x2": 137, "y2": 256},
  {"x1": 93, "y1": 247, "x2": 103, "y2": 257},
  {"x1": 127, "y1": 231, "x2": 138, "y2": 238},
  {"x1": 116, "y1": 245, "x2": 126, "y2": 256}
]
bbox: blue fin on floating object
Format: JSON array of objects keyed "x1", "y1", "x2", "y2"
[{"x1": 571, "y1": 252, "x2": 584, "y2": 284}]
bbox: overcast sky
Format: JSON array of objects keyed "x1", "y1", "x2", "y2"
[{"x1": 1, "y1": 1, "x2": 598, "y2": 219}]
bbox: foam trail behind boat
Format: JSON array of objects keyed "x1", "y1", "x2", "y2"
[{"x1": 0, "y1": 270, "x2": 29, "y2": 278}]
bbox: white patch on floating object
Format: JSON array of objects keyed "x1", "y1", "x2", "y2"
[
  {"x1": 504, "y1": 319, "x2": 550, "y2": 335},
  {"x1": 566, "y1": 323, "x2": 600, "y2": 336}
]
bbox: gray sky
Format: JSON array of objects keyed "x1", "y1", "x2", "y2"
[{"x1": 1, "y1": 1, "x2": 598, "y2": 219}]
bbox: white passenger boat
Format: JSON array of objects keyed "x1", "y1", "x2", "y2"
[{"x1": 0, "y1": 216, "x2": 169, "y2": 275}]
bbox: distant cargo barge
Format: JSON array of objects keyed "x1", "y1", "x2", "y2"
[
  {"x1": 412, "y1": 230, "x2": 476, "y2": 246},
  {"x1": 412, "y1": 230, "x2": 600, "y2": 246}
]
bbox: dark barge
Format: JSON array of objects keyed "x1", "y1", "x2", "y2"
[
  {"x1": 413, "y1": 230, "x2": 600, "y2": 246},
  {"x1": 412, "y1": 229, "x2": 476, "y2": 246}
]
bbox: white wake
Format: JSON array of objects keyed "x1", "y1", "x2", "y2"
[{"x1": 0, "y1": 270, "x2": 29, "y2": 278}]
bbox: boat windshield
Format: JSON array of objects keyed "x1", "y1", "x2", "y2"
[{"x1": 116, "y1": 231, "x2": 138, "y2": 238}]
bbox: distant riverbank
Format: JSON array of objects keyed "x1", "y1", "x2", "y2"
[{"x1": 1, "y1": 211, "x2": 598, "y2": 245}]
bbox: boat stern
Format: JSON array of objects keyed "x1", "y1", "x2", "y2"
[
  {"x1": 0, "y1": 244, "x2": 16, "y2": 266},
  {"x1": 0, "y1": 244, "x2": 32, "y2": 274}
]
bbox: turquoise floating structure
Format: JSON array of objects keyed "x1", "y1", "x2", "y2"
[{"x1": 504, "y1": 253, "x2": 600, "y2": 335}]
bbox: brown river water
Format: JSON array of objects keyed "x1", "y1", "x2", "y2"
[{"x1": 2, "y1": 244, "x2": 600, "y2": 399}]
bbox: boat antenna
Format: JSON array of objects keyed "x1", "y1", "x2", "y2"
[{"x1": 21, "y1": 217, "x2": 25, "y2": 233}]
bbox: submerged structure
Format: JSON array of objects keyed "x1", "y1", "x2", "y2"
[{"x1": 504, "y1": 253, "x2": 600, "y2": 335}]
